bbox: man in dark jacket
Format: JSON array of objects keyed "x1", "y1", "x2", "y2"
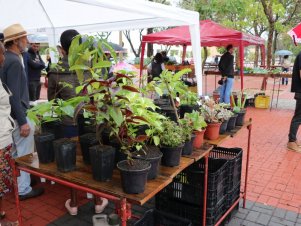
[
  {"x1": 218, "y1": 44, "x2": 234, "y2": 104},
  {"x1": 288, "y1": 51, "x2": 301, "y2": 152},
  {"x1": 27, "y1": 43, "x2": 45, "y2": 101},
  {"x1": 0, "y1": 24, "x2": 44, "y2": 200}
]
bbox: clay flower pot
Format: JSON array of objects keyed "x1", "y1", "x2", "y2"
[
  {"x1": 193, "y1": 129, "x2": 206, "y2": 149},
  {"x1": 204, "y1": 122, "x2": 221, "y2": 140}
]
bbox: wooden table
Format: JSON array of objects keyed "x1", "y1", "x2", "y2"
[{"x1": 12, "y1": 144, "x2": 212, "y2": 226}]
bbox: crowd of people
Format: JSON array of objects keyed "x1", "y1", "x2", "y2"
[{"x1": 0, "y1": 24, "x2": 108, "y2": 224}]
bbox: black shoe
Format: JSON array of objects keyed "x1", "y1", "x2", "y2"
[{"x1": 19, "y1": 187, "x2": 44, "y2": 201}]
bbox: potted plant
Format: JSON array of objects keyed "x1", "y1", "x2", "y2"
[
  {"x1": 200, "y1": 98, "x2": 221, "y2": 140},
  {"x1": 231, "y1": 92, "x2": 247, "y2": 126},
  {"x1": 159, "y1": 119, "x2": 185, "y2": 167},
  {"x1": 152, "y1": 69, "x2": 191, "y2": 122},
  {"x1": 27, "y1": 101, "x2": 58, "y2": 164},
  {"x1": 179, "y1": 90, "x2": 199, "y2": 118},
  {"x1": 216, "y1": 104, "x2": 234, "y2": 134},
  {"x1": 182, "y1": 110, "x2": 207, "y2": 150}
]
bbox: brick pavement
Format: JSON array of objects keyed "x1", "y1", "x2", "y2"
[{"x1": 3, "y1": 76, "x2": 301, "y2": 225}]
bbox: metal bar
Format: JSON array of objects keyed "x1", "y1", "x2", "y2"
[
  {"x1": 16, "y1": 166, "x2": 120, "y2": 202},
  {"x1": 120, "y1": 198, "x2": 128, "y2": 226},
  {"x1": 276, "y1": 77, "x2": 281, "y2": 108},
  {"x1": 10, "y1": 160, "x2": 22, "y2": 226},
  {"x1": 243, "y1": 120, "x2": 252, "y2": 208},
  {"x1": 270, "y1": 76, "x2": 276, "y2": 111},
  {"x1": 202, "y1": 154, "x2": 209, "y2": 226},
  {"x1": 214, "y1": 196, "x2": 241, "y2": 226}
]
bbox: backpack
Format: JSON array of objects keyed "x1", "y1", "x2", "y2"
[{"x1": 151, "y1": 61, "x2": 162, "y2": 78}]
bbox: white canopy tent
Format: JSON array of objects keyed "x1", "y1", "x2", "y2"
[{"x1": 0, "y1": 0, "x2": 203, "y2": 95}]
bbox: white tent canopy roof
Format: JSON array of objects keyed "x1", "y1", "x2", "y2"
[{"x1": 0, "y1": 0, "x2": 203, "y2": 95}]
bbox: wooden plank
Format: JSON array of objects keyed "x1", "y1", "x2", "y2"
[
  {"x1": 15, "y1": 153, "x2": 172, "y2": 205},
  {"x1": 204, "y1": 134, "x2": 230, "y2": 146},
  {"x1": 158, "y1": 157, "x2": 194, "y2": 179},
  {"x1": 182, "y1": 143, "x2": 213, "y2": 162}
]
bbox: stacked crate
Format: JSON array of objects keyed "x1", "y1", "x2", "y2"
[{"x1": 156, "y1": 147, "x2": 243, "y2": 226}]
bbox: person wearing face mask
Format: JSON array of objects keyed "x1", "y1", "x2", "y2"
[{"x1": 0, "y1": 24, "x2": 44, "y2": 200}]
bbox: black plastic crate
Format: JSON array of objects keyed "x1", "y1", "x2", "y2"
[
  {"x1": 226, "y1": 183, "x2": 241, "y2": 209},
  {"x1": 156, "y1": 195, "x2": 226, "y2": 226},
  {"x1": 158, "y1": 158, "x2": 228, "y2": 208},
  {"x1": 210, "y1": 147, "x2": 243, "y2": 192},
  {"x1": 133, "y1": 209, "x2": 192, "y2": 226}
]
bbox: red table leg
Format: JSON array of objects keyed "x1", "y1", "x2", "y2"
[
  {"x1": 10, "y1": 159, "x2": 22, "y2": 226},
  {"x1": 243, "y1": 122, "x2": 252, "y2": 208},
  {"x1": 202, "y1": 154, "x2": 209, "y2": 226},
  {"x1": 119, "y1": 198, "x2": 131, "y2": 226}
]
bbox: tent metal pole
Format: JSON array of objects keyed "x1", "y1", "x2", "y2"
[
  {"x1": 139, "y1": 41, "x2": 146, "y2": 88},
  {"x1": 182, "y1": 44, "x2": 187, "y2": 63},
  {"x1": 239, "y1": 42, "x2": 244, "y2": 91}
]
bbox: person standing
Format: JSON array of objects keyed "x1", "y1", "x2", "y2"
[
  {"x1": 27, "y1": 42, "x2": 45, "y2": 101},
  {"x1": 281, "y1": 55, "x2": 290, "y2": 85},
  {"x1": 218, "y1": 44, "x2": 234, "y2": 104},
  {"x1": 0, "y1": 38, "x2": 17, "y2": 226},
  {"x1": 0, "y1": 24, "x2": 44, "y2": 200},
  {"x1": 287, "y1": 51, "x2": 301, "y2": 152},
  {"x1": 147, "y1": 53, "x2": 165, "y2": 82}
]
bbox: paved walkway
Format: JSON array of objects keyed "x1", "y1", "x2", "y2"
[{"x1": 3, "y1": 76, "x2": 301, "y2": 225}]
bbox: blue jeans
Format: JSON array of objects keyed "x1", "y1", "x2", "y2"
[
  {"x1": 12, "y1": 117, "x2": 35, "y2": 195},
  {"x1": 289, "y1": 98, "x2": 301, "y2": 142},
  {"x1": 219, "y1": 77, "x2": 234, "y2": 104}
]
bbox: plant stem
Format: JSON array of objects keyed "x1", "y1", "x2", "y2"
[{"x1": 164, "y1": 80, "x2": 179, "y2": 122}]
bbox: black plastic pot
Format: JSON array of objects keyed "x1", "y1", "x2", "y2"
[
  {"x1": 77, "y1": 114, "x2": 96, "y2": 136},
  {"x1": 160, "y1": 106, "x2": 178, "y2": 122},
  {"x1": 79, "y1": 133, "x2": 98, "y2": 164},
  {"x1": 179, "y1": 105, "x2": 199, "y2": 118},
  {"x1": 133, "y1": 145, "x2": 163, "y2": 180},
  {"x1": 227, "y1": 114, "x2": 238, "y2": 131},
  {"x1": 160, "y1": 145, "x2": 184, "y2": 167},
  {"x1": 219, "y1": 119, "x2": 229, "y2": 134},
  {"x1": 117, "y1": 159, "x2": 151, "y2": 194},
  {"x1": 89, "y1": 145, "x2": 116, "y2": 182},
  {"x1": 34, "y1": 133, "x2": 55, "y2": 163},
  {"x1": 182, "y1": 134, "x2": 196, "y2": 156},
  {"x1": 41, "y1": 120, "x2": 63, "y2": 139},
  {"x1": 54, "y1": 138, "x2": 77, "y2": 172},
  {"x1": 235, "y1": 109, "x2": 246, "y2": 126}
]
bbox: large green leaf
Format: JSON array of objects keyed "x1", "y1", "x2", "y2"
[
  {"x1": 92, "y1": 61, "x2": 112, "y2": 69},
  {"x1": 60, "y1": 105, "x2": 74, "y2": 117},
  {"x1": 70, "y1": 65, "x2": 90, "y2": 71},
  {"x1": 108, "y1": 106, "x2": 123, "y2": 127}
]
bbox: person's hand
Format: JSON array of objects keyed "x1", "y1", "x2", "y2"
[{"x1": 20, "y1": 123, "x2": 31, "y2": 137}]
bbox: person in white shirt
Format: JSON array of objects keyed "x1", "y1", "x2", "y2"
[{"x1": 282, "y1": 55, "x2": 290, "y2": 85}]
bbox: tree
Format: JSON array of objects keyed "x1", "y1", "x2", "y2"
[
  {"x1": 260, "y1": 0, "x2": 301, "y2": 67},
  {"x1": 123, "y1": 29, "x2": 144, "y2": 58}
]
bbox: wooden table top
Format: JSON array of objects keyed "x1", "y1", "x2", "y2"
[
  {"x1": 183, "y1": 143, "x2": 213, "y2": 162},
  {"x1": 15, "y1": 152, "x2": 196, "y2": 205},
  {"x1": 204, "y1": 70, "x2": 292, "y2": 78}
]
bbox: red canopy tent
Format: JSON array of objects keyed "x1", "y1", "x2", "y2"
[{"x1": 140, "y1": 20, "x2": 266, "y2": 92}]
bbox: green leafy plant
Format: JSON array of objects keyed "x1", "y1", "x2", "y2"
[
  {"x1": 152, "y1": 69, "x2": 191, "y2": 121},
  {"x1": 180, "y1": 90, "x2": 199, "y2": 106},
  {"x1": 183, "y1": 111, "x2": 207, "y2": 132},
  {"x1": 159, "y1": 119, "x2": 185, "y2": 147},
  {"x1": 231, "y1": 91, "x2": 247, "y2": 113}
]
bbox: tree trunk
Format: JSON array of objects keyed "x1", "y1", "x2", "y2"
[
  {"x1": 266, "y1": 22, "x2": 274, "y2": 69},
  {"x1": 272, "y1": 31, "x2": 278, "y2": 65},
  {"x1": 147, "y1": 28, "x2": 154, "y2": 57},
  {"x1": 254, "y1": 46, "x2": 259, "y2": 67}
]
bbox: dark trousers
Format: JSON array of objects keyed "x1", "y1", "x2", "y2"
[
  {"x1": 288, "y1": 98, "x2": 301, "y2": 142},
  {"x1": 28, "y1": 81, "x2": 41, "y2": 101}
]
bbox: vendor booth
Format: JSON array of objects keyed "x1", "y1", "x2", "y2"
[{"x1": 141, "y1": 19, "x2": 266, "y2": 91}]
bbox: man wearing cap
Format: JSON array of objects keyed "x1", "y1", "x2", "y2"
[
  {"x1": 0, "y1": 24, "x2": 44, "y2": 200},
  {"x1": 27, "y1": 42, "x2": 45, "y2": 101}
]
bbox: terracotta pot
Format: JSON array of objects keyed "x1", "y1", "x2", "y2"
[
  {"x1": 193, "y1": 129, "x2": 206, "y2": 149},
  {"x1": 204, "y1": 122, "x2": 221, "y2": 140}
]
